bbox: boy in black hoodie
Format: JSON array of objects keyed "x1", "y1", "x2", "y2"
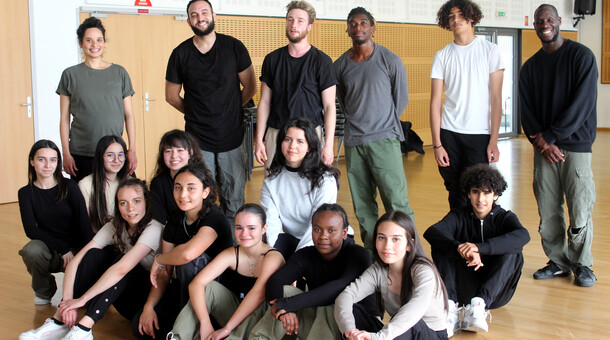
[{"x1": 424, "y1": 164, "x2": 530, "y2": 336}]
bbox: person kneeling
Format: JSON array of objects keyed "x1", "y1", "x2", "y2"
[{"x1": 424, "y1": 164, "x2": 530, "y2": 336}]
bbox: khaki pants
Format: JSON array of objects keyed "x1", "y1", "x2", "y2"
[
  {"x1": 249, "y1": 285, "x2": 342, "y2": 340},
  {"x1": 170, "y1": 281, "x2": 268, "y2": 340}
]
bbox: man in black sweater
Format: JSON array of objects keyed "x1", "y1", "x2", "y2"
[
  {"x1": 250, "y1": 203, "x2": 380, "y2": 339},
  {"x1": 519, "y1": 4, "x2": 598, "y2": 288},
  {"x1": 424, "y1": 164, "x2": 530, "y2": 336}
]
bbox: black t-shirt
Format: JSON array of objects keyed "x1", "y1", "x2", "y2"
[
  {"x1": 260, "y1": 45, "x2": 337, "y2": 129},
  {"x1": 163, "y1": 206, "x2": 233, "y2": 259},
  {"x1": 166, "y1": 34, "x2": 252, "y2": 152},
  {"x1": 150, "y1": 172, "x2": 177, "y2": 225}
]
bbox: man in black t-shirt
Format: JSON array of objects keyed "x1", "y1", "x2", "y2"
[
  {"x1": 255, "y1": 1, "x2": 337, "y2": 172},
  {"x1": 165, "y1": 0, "x2": 256, "y2": 222}
]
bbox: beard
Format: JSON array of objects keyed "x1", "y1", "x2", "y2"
[
  {"x1": 286, "y1": 29, "x2": 307, "y2": 43},
  {"x1": 190, "y1": 18, "x2": 215, "y2": 36}
]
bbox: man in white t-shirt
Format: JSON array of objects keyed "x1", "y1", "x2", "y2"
[{"x1": 430, "y1": 0, "x2": 504, "y2": 210}]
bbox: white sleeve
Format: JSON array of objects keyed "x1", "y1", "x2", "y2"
[
  {"x1": 430, "y1": 51, "x2": 444, "y2": 79},
  {"x1": 295, "y1": 174, "x2": 338, "y2": 251},
  {"x1": 92, "y1": 222, "x2": 115, "y2": 247},
  {"x1": 260, "y1": 178, "x2": 282, "y2": 247},
  {"x1": 334, "y1": 263, "x2": 379, "y2": 333},
  {"x1": 488, "y1": 42, "x2": 505, "y2": 73}
]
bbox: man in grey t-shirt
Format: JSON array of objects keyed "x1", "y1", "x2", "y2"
[{"x1": 334, "y1": 7, "x2": 414, "y2": 251}]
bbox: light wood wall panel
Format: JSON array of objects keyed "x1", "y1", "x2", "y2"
[
  {"x1": 215, "y1": 15, "x2": 453, "y2": 135},
  {"x1": 521, "y1": 29, "x2": 578, "y2": 65}
]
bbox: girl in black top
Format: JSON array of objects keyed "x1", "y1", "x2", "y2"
[
  {"x1": 18, "y1": 140, "x2": 93, "y2": 305},
  {"x1": 170, "y1": 203, "x2": 285, "y2": 340},
  {"x1": 136, "y1": 165, "x2": 233, "y2": 339},
  {"x1": 150, "y1": 129, "x2": 205, "y2": 225}
]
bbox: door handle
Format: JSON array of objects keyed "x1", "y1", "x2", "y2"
[
  {"x1": 21, "y1": 96, "x2": 32, "y2": 118},
  {"x1": 145, "y1": 92, "x2": 156, "y2": 112}
]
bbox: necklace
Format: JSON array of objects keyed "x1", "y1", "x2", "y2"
[
  {"x1": 243, "y1": 246, "x2": 264, "y2": 277},
  {"x1": 182, "y1": 215, "x2": 199, "y2": 238}
]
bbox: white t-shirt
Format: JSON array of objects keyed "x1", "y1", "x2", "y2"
[
  {"x1": 78, "y1": 174, "x2": 119, "y2": 218},
  {"x1": 93, "y1": 219, "x2": 163, "y2": 270},
  {"x1": 431, "y1": 37, "x2": 504, "y2": 134}
]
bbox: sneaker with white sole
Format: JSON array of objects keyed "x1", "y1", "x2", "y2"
[
  {"x1": 60, "y1": 326, "x2": 93, "y2": 340},
  {"x1": 19, "y1": 318, "x2": 69, "y2": 340},
  {"x1": 462, "y1": 297, "x2": 491, "y2": 333},
  {"x1": 446, "y1": 299, "x2": 462, "y2": 337}
]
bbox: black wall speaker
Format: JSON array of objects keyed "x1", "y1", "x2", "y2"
[{"x1": 575, "y1": 0, "x2": 596, "y2": 15}]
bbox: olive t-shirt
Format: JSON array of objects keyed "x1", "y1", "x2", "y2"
[{"x1": 56, "y1": 63, "x2": 135, "y2": 157}]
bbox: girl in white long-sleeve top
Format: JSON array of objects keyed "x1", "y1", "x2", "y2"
[{"x1": 335, "y1": 211, "x2": 449, "y2": 340}]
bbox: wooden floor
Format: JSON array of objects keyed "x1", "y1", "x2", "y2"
[{"x1": 2, "y1": 134, "x2": 609, "y2": 339}]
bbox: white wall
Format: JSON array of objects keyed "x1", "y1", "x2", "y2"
[
  {"x1": 29, "y1": 0, "x2": 84, "y2": 146},
  {"x1": 578, "y1": 0, "x2": 609, "y2": 128}
]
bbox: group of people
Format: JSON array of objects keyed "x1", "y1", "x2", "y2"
[{"x1": 17, "y1": 0, "x2": 598, "y2": 339}]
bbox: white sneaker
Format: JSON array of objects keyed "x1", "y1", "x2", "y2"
[
  {"x1": 60, "y1": 326, "x2": 93, "y2": 340},
  {"x1": 446, "y1": 300, "x2": 462, "y2": 337},
  {"x1": 34, "y1": 296, "x2": 51, "y2": 305},
  {"x1": 19, "y1": 318, "x2": 69, "y2": 340},
  {"x1": 462, "y1": 297, "x2": 491, "y2": 333}
]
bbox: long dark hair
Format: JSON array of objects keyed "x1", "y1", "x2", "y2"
[
  {"x1": 152, "y1": 129, "x2": 205, "y2": 179},
  {"x1": 90, "y1": 135, "x2": 129, "y2": 232},
  {"x1": 373, "y1": 211, "x2": 448, "y2": 311},
  {"x1": 27, "y1": 139, "x2": 67, "y2": 202},
  {"x1": 267, "y1": 117, "x2": 340, "y2": 192},
  {"x1": 112, "y1": 178, "x2": 153, "y2": 253},
  {"x1": 174, "y1": 164, "x2": 217, "y2": 218}
]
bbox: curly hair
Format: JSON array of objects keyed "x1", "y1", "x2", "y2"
[
  {"x1": 77, "y1": 16, "x2": 106, "y2": 43},
  {"x1": 460, "y1": 164, "x2": 507, "y2": 196},
  {"x1": 347, "y1": 7, "x2": 375, "y2": 26},
  {"x1": 267, "y1": 117, "x2": 340, "y2": 193},
  {"x1": 437, "y1": 0, "x2": 483, "y2": 30},
  {"x1": 112, "y1": 178, "x2": 153, "y2": 253}
]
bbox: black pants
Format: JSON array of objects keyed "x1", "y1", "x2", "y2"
[
  {"x1": 71, "y1": 154, "x2": 94, "y2": 183},
  {"x1": 73, "y1": 247, "x2": 151, "y2": 323},
  {"x1": 438, "y1": 129, "x2": 490, "y2": 211},
  {"x1": 432, "y1": 248, "x2": 524, "y2": 309},
  {"x1": 394, "y1": 319, "x2": 448, "y2": 340},
  {"x1": 131, "y1": 280, "x2": 183, "y2": 340}
]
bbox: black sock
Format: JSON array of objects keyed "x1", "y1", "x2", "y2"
[
  {"x1": 76, "y1": 323, "x2": 91, "y2": 332},
  {"x1": 50, "y1": 318, "x2": 64, "y2": 325},
  {"x1": 570, "y1": 227, "x2": 582, "y2": 235}
]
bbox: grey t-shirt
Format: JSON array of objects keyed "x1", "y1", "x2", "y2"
[
  {"x1": 57, "y1": 63, "x2": 135, "y2": 157},
  {"x1": 334, "y1": 44, "x2": 408, "y2": 147}
]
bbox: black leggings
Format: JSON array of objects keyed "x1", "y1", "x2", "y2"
[{"x1": 72, "y1": 247, "x2": 151, "y2": 323}]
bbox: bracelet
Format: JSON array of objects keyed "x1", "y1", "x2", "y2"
[
  {"x1": 223, "y1": 328, "x2": 229, "y2": 334},
  {"x1": 433, "y1": 144, "x2": 443, "y2": 149},
  {"x1": 154, "y1": 254, "x2": 165, "y2": 270}
]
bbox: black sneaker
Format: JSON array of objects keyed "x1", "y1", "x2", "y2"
[
  {"x1": 573, "y1": 265, "x2": 596, "y2": 287},
  {"x1": 533, "y1": 261, "x2": 571, "y2": 280}
]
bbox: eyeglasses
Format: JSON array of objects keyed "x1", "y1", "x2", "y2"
[{"x1": 105, "y1": 152, "x2": 126, "y2": 162}]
